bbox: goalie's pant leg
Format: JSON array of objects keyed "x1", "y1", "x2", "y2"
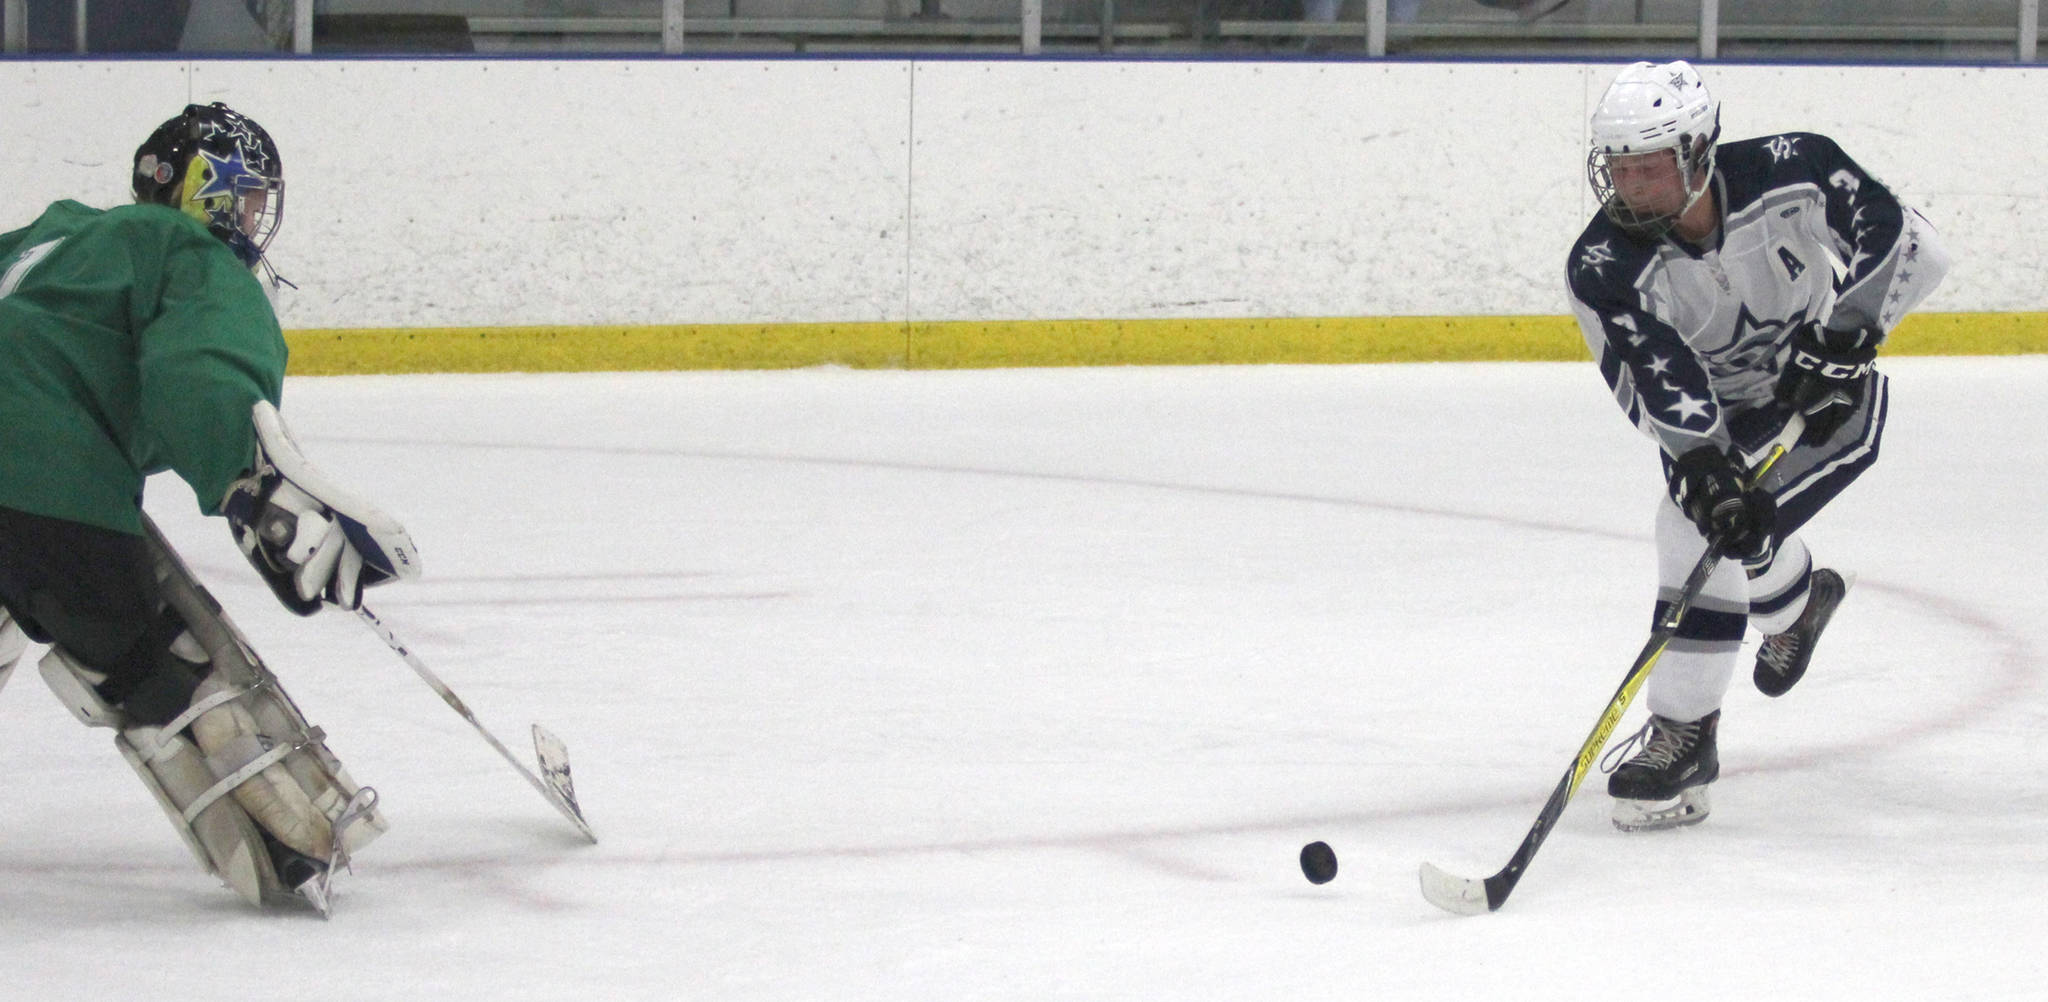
[
  {"x1": 0, "y1": 506, "x2": 206, "y2": 722},
  {"x1": 0, "y1": 506, "x2": 384, "y2": 907}
]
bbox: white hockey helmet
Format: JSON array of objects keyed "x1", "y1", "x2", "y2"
[{"x1": 1586, "y1": 60, "x2": 1722, "y2": 237}]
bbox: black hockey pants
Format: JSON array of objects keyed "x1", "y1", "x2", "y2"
[{"x1": 0, "y1": 505, "x2": 202, "y2": 726}]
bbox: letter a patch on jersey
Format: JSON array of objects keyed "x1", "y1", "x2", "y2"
[{"x1": 1777, "y1": 247, "x2": 1806, "y2": 281}]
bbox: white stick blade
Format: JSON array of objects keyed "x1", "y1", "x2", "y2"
[
  {"x1": 532, "y1": 725, "x2": 599, "y2": 843},
  {"x1": 1419, "y1": 862, "x2": 1492, "y2": 916},
  {"x1": 532, "y1": 726, "x2": 578, "y2": 802}
]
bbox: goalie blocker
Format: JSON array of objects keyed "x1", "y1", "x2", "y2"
[{"x1": 224, "y1": 400, "x2": 420, "y2": 616}]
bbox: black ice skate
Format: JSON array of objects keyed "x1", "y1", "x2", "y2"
[
  {"x1": 1754, "y1": 569, "x2": 1850, "y2": 698},
  {"x1": 1603, "y1": 710, "x2": 1719, "y2": 832}
]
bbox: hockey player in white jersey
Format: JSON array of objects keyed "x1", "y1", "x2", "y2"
[{"x1": 1566, "y1": 61, "x2": 1949, "y2": 831}]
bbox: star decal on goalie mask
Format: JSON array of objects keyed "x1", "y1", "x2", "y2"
[
  {"x1": 192, "y1": 147, "x2": 258, "y2": 201},
  {"x1": 195, "y1": 116, "x2": 273, "y2": 174}
]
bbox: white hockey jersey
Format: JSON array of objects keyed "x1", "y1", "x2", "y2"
[{"x1": 1566, "y1": 132, "x2": 1950, "y2": 459}]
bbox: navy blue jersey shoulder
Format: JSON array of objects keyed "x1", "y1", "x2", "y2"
[
  {"x1": 1719, "y1": 132, "x2": 1905, "y2": 304},
  {"x1": 1715, "y1": 132, "x2": 1850, "y2": 213},
  {"x1": 1565, "y1": 211, "x2": 1659, "y2": 312}
]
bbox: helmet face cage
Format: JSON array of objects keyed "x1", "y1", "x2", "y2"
[
  {"x1": 1585, "y1": 60, "x2": 1720, "y2": 240},
  {"x1": 133, "y1": 103, "x2": 283, "y2": 268},
  {"x1": 1588, "y1": 137, "x2": 1717, "y2": 240}
]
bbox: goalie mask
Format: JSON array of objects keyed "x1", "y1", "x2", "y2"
[
  {"x1": 133, "y1": 103, "x2": 283, "y2": 269},
  {"x1": 1586, "y1": 60, "x2": 1721, "y2": 240}
]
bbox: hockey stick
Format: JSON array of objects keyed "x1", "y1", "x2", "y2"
[
  {"x1": 355, "y1": 605, "x2": 599, "y2": 843},
  {"x1": 1419, "y1": 415, "x2": 1804, "y2": 915}
]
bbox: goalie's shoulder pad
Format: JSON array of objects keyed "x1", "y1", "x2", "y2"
[{"x1": 248, "y1": 400, "x2": 422, "y2": 584}]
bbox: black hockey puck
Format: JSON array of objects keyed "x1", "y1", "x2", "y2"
[{"x1": 1299, "y1": 841, "x2": 1338, "y2": 884}]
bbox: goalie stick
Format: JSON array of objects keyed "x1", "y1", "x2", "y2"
[
  {"x1": 1419, "y1": 414, "x2": 1803, "y2": 916},
  {"x1": 356, "y1": 605, "x2": 598, "y2": 843}
]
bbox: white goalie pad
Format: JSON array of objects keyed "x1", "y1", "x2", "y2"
[
  {"x1": 37, "y1": 522, "x2": 390, "y2": 912},
  {"x1": 144, "y1": 520, "x2": 389, "y2": 906},
  {"x1": 250, "y1": 399, "x2": 422, "y2": 587},
  {"x1": 0, "y1": 610, "x2": 25, "y2": 696}
]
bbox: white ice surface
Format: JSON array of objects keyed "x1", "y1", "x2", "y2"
[{"x1": 2, "y1": 358, "x2": 2042, "y2": 999}]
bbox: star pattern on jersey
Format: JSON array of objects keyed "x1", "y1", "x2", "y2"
[
  {"x1": 1883, "y1": 234, "x2": 1926, "y2": 325},
  {"x1": 1625, "y1": 335, "x2": 1719, "y2": 434},
  {"x1": 1664, "y1": 390, "x2": 1713, "y2": 426},
  {"x1": 1731, "y1": 303, "x2": 1804, "y2": 340},
  {"x1": 1577, "y1": 239, "x2": 1617, "y2": 278},
  {"x1": 1765, "y1": 135, "x2": 1801, "y2": 163},
  {"x1": 1884, "y1": 280, "x2": 1910, "y2": 325}
]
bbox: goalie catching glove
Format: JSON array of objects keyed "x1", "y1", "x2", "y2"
[{"x1": 222, "y1": 401, "x2": 421, "y2": 615}]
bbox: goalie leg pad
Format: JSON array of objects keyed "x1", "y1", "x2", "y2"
[
  {"x1": 39, "y1": 644, "x2": 278, "y2": 905},
  {"x1": 188, "y1": 675, "x2": 340, "y2": 860},
  {"x1": 146, "y1": 525, "x2": 389, "y2": 860},
  {"x1": 35, "y1": 522, "x2": 391, "y2": 908},
  {"x1": 0, "y1": 610, "x2": 25, "y2": 696},
  {"x1": 117, "y1": 724, "x2": 278, "y2": 907},
  {"x1": 38, "y1": 645, "x2": 125, "y2": 728}
]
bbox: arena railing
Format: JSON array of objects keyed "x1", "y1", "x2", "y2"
[{"x1": 2, "y1": 0, "x2": 2041, "y2": 61}]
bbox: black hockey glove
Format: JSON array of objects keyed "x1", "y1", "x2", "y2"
[
  {"x1": 1668, "y1": 446, "x2": 1775, "y2": 562},
  {"x1": 1775, "y1": 322, "x2": 1879, "y2": 446}
]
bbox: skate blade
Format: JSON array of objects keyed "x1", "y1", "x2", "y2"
[
  {"x1": 1612, "y1": 786, "x2": 1711, "y2": 832},
  {"x1": 295, "y1": 870, "x2": 333, "y2": 917},
  {"x1": 274, "y1": 787, "x2": 381, "y2": 918}
]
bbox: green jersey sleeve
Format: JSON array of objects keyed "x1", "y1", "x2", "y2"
[
  {"x1": 0, "y1": 201, "x2": 287, "y2": 533},
  {"x1": 125, "y1": 207, "x2": 289, "y2": 514}
]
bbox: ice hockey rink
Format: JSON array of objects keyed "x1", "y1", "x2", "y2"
[{"x1": 1, "y1": 356, "x2": 2041, "y2": 1000}]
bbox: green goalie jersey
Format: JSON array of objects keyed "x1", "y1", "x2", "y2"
[{"x1": 0, "y1": 199, "x2": 286, "y2": 535}]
